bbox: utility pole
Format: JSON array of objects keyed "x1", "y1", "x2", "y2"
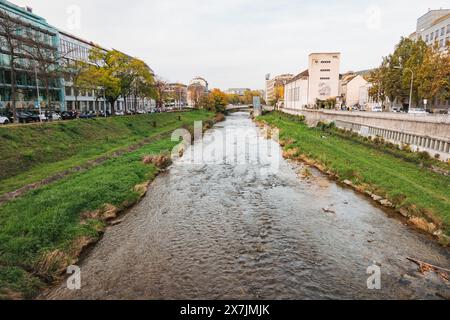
[{"x1": 34, "y1": 62, "x2": 42, "y2": 122}]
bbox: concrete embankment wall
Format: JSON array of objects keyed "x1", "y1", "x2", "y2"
[{"x1": 281, "y1": 108, "x2": 450, "y2": 161}]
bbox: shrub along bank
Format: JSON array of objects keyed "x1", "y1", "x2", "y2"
[{"x1": 257, "y1": 112, "x2": 450, "y2": 242}]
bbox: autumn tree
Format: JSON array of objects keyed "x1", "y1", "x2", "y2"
[
  {"x1": 132, "y1": 63, "x2": 156, "y2": 111},
  {"x1": 199, "y1": 89, "x2": 228, "y2": 113},
  {"x1": 84, "y1": 48, "x2": 124, "y2": 115},
  {"x1": 63, "y1": 59, "x2": 89, "y2": 111},
  {"x1": 417, "y1": 43, "x2": 450, "y2": 109},
  {"x1": 154, "y1": 78, "x2": 169, "y2": 109},
  {"x1": 188, "y1": 84, "x2": 206, "y2": 109},
  {"x1": 226, "y1": 93, "x2": 240, "y2": 105},
  {"x1": 369, "y1": 37, "x2": 430, "y2": 109},
  {"x1": 242, "y1": 90, "x2": 265, "y2": 105}
]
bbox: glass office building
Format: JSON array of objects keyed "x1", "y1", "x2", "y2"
[{"x1": 0, "y1": 0, "x2": 63, "y2": 113}]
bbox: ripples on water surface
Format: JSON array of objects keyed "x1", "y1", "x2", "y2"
[{"x1": 47, "y1": 112, "x2": 449, "y2": 300}]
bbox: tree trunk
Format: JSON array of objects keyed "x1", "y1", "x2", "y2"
[
  {"x1": 45, "y1": 82, "x2": 50, "y2": 113},
  {"x1": 109, "y1": 99, "x2": 116, "y2": 115},
  {"x1": 10, "y1": 53, "x2": 17, "y2": 123},
  {"x1": 75, "y1": 90, "x2": 79, "y2": 112}
]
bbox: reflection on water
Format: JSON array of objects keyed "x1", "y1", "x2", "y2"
[{"x1": 47, "y1": 112, "x2": 450, "y2": 300}]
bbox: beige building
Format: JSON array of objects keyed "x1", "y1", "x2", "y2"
[
  {"x1": 340, "y1": 73, "x2": 370, "y2": 108},
  {"x1": 265, "y1": 74, "x2": 294, "y2": 105},
  {"x1": 187, "y1": 77, "x2": 208, "y2": 107},
  {"x1": 410, "y1": 9, "x2": 450, "y2": 51},
  {"x1": 284, "y1": 53, "x2": 341, "y2": 110},
  {"x1": 284, "y1": 71, "x2": 309, "y2": 109}
]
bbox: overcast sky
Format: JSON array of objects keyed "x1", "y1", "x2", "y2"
[{"x1": 11, "y1": 0, "x2": 450, "y2": 90}]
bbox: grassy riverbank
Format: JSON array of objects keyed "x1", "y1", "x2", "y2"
[
  {"x1": 258, "y1": 112, "x2": 450, "y2": 240},
  {"x1": 0, "y1": 111, "x2": 213, "y2": 196},
  {"x1": 0, "y1": 111, "x2": 215, "y2": 299}
]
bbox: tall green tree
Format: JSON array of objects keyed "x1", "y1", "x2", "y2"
[
  {"x1": 86, "y1": 48, "x2": 124, "y2": 115},
  {"x1": 417, "y1": 43, "x2": 450, "y2": 108},
  {"x1": 369, "y1": 37, "x2": 430, "y2": 109}
]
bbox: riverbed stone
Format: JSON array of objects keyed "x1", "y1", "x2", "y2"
[
  {"x1": 380, "y1": 199, "x2": 394, "y2": 207},
  {"x1": 399, "y1": 208, "x2": 410, "y2": 218},
  {"x1": 343, "y1": 180, "x2": 353, "y2": 186},
  {"x1": 372, "y1": 195, "x2": 383, "y2": 202}
]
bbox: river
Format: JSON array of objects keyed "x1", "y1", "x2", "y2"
[{"x1": 45, "y1": 112, "x2": 449, "y2": 300}]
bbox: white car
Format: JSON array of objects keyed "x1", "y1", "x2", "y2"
[
  {"x1": 52, "y1": 113, "x2": 62, "y2": 121},
  {"x1": 0, "y1": 116, "x2": 10, "y2": 125},
  {"x1": 39, "y1": 113, "x2": 48, "y2": 121},
  {"x1": 372, "y1": 105, "x2": 383, "y2": 112},
  {"x1": 409, "y1": 108, "x2": 427, "y2": 115},
  {"x1": 39, "y1": 112, "x2": 62, "y2": 121}
]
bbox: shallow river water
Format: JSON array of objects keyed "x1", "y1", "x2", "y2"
[{"x1": 46, "y1": 112, "x2": 449, "y2": 300}]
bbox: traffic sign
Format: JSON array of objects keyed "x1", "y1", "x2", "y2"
[{"x1": 253, "y1": 96, "x2": 261, "y2": 110}]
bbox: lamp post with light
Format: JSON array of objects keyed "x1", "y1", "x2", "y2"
[{"x1": 395, "y1": 66, "x2": 414, "y2": 111}]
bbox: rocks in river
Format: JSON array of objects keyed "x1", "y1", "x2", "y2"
[
  {"x1": 343, "y1": 180, "x2": 353, "y2": 186},
  {"x1": 379, "y1": 199, "x2": 394, "y2": 208},
  {"x1": 142, "y1": 154, "x2": 172, "y2": 169},
  {"x1": 399, "y1": 208, "x2": 411, "y2": 218},
  {"x1": 322, "y1": 207, "x2": 336, "y2": 214},
  {"x1": 371, "y1": 194, "x2": 383, "y2": 202}
]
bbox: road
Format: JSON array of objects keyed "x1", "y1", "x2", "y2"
[{"x1": 44, "y1": 112, "x2": 449, "y2": 300}]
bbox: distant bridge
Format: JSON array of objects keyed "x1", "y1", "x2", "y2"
[{"x1": 226, "y1": 105, "x2": 253, "y2": 112}]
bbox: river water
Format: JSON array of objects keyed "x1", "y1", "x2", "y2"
[{"x1": 46, "y1": 112, "x2": 449, "y2": 300}]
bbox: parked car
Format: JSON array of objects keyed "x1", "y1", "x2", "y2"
[
  {"x1": 52, "y1": 112, "x2": 62, "y2": 121},
  {"x1": 392, "y1": 106, "x2": 403, "y2": 113},
  {"x1": 0, "y1": 116, "x2": 10, "y2": 125},
  {"x1": 371, "y1": 105, "x2": 383, "y2": 112},
  {"x1": 17, "y1": 111, "x2": 39, "y2": 123},
  {"x1": 409, "y1": 108, "x2": 427, "y2": 115},
  {"x1": 115, "y1": 111, "x2": 125, "y2": 116},
  {"x1": 79, "y1": 112, "x2": 96, "y2": 119},
  {"x1": 61, "y1": 111, "x2": 77, "y2": 120},
  {"x1": 39, "y1": 113, "x2": 47, "y2": 122}
]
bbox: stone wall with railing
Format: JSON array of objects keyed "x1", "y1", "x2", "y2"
[{"x1": 281, "y1": 108, "x2": 450, "y2": 161}]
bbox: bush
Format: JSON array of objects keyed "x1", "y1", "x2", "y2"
[
  {"x1": 317, "y1": 121, "x2": 336, "y2": 131},
  {"x1": 402, "y1": 144, "x2": 412, "y2": 153},
  {"x1": 417, "y1": 151, "x2": 431, "y2": 161}
]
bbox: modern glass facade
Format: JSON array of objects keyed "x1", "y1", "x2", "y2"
[
  {"x1": 1, "y1": 0, "x2": 155, "y2": 115},
  {"x1": 0, "y1": 0, "x2": 63, "y2": 113}
]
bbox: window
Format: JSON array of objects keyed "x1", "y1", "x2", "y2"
[
  {"x1": 435, "y1": 30, "x2": 439, "y2": 39},
  {"x1": 441, "y1": 27, "x2": 445, "y2": 36},
  {"x1": 320, "y1": 69, "x2": 331, "y2": 72},
  {"x1": 320, "y1": 77, "x2": 330, "y2": 80},
  {"x1": 425, "y1": 34, "x2": 429, "y2": 42},
  {"x1": 440, "y1": 39, "x2": 444, "y2": 47},
  {"x1": 321, "y1": 60, "x2": 331, "y2": 64},
  {"x1": 447, "y1": 24, "x2": 450, "y2": 34}
]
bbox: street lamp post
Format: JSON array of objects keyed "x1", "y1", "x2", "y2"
[
  {"x1": 34, "y1": 62, "x2": 42, "y2": 122},
  {"x1": 395, "y1": 67, "x2": 414, "y2": 111}
]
